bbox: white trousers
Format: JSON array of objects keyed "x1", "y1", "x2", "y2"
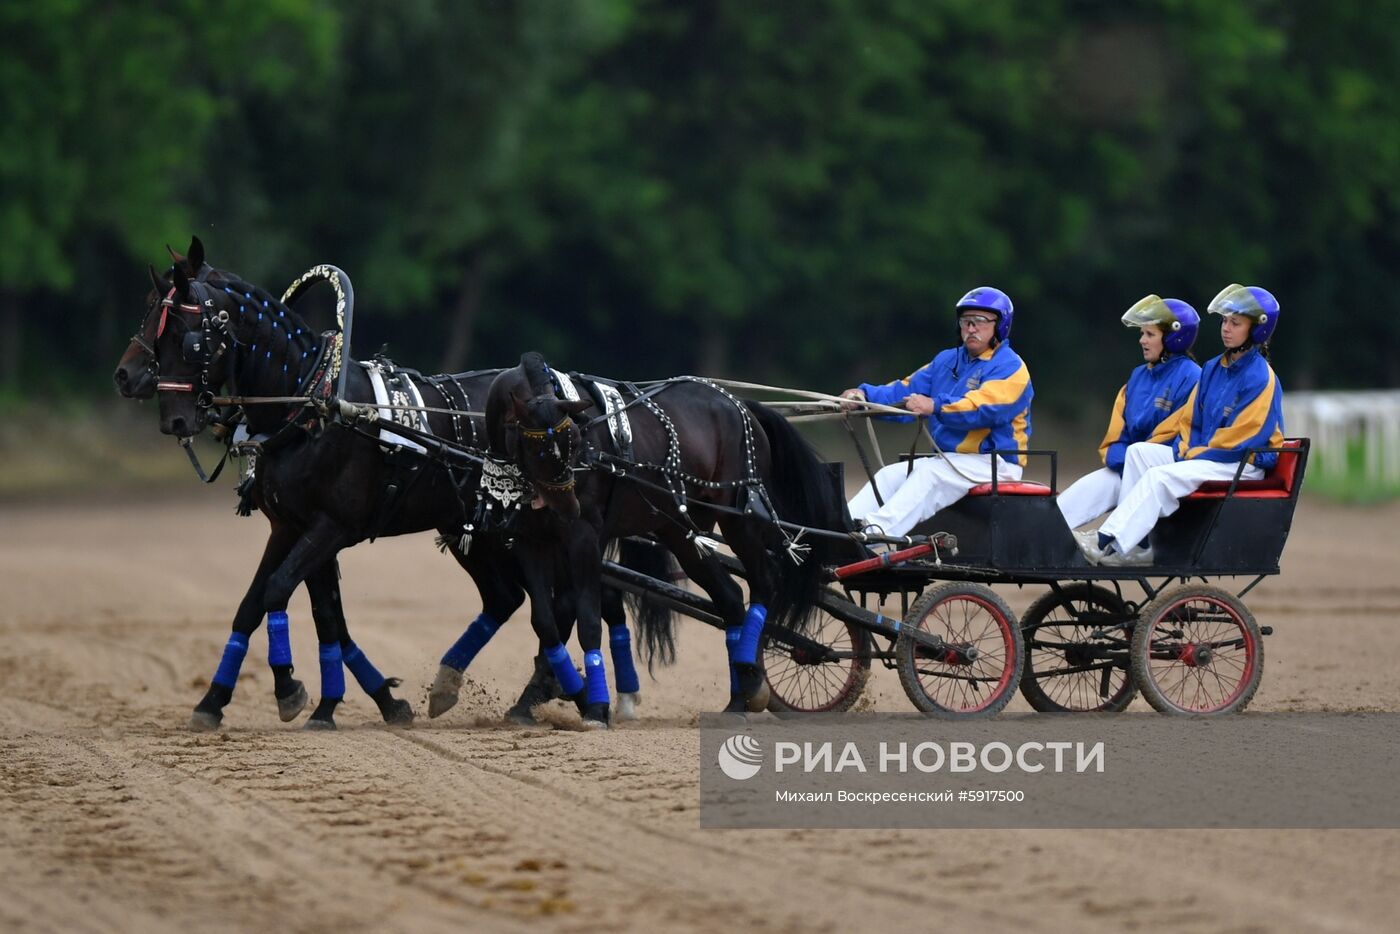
[
  {"x1": 1098, "y1": 441, "x2": 1263, "y2": 551},
  {"x1": 1057, "y1": 467, "x2": 1121, "y2": 529},
  {"x1": 848, "y1": 453, "x2": 1023, "y2": 539}
]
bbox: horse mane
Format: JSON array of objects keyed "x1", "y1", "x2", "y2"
[{"x1": 214, "y1": 274, "x2": 322, "y2": 390}]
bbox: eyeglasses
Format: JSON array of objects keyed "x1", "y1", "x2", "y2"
[{"x1": 958, "y1": 314, "x2": 996, "y2": 329}]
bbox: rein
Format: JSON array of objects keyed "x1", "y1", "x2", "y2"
[{"x1": 179, "y1": 436, "x2": 232, "y2": 483}]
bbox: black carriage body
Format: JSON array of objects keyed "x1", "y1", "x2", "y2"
[
  {"x1": 904, "y1": 440, "x2": 1309, "y2": 582},
  {"x1": 602, "y1": 441, "x2": 1308, "y2": 720}
]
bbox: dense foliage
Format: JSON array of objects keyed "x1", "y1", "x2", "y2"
[{"x1": 5, "y1": 0, "x2": 1397, "y2": 412}]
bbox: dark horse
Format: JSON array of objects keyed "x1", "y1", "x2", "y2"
[
  {"x1": 485, "y1": 352, "x2": 848, "y2": 719},
  {"x1": 127, "y1": 240, "x2": 671, "y2": 729}
]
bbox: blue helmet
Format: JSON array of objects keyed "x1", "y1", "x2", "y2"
[
  {"x1": 956, "y1": 286, "x2": 1014, "y2": 342},
  {"x1": 1208, "y1": 284, "x2": 1280, "y2": 344},
  {"x1": 1121, "y1": 295, "x2": 1200, "y2": 354}
]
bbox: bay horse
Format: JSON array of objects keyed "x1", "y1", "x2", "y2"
[
  {"x1": 128, "y1": 241, "x2": 671, "y2": 730},
  {"x1": 485, "y1": 351, "x2": 848, "y2": 719}
]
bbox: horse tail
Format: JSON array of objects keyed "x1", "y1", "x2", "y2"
[
  {"x1": 615, "y1": 538, "x2": 679, "y2": 671},
  {"x1": 741, "y1": 399, "x2": 848, "y2": 634}
]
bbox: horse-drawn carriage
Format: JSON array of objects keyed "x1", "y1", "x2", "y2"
[
  {"x1": 603, "y1": 436, "x2": 1309, "y2": 719},
  {"x1": 118, "y1": 241, "x2": 1310, "y2": 728}
]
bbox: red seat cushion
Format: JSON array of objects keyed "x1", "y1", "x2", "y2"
[
  {"x1": 1186, "y1": 487, "x2": 1290, "y2": 500},
  {"x1": 966, "y1": 481, "x2": 1053, "y2": 496},
  {"x1": 1187, "y1": 439, "x2": 1302, "y2": 500}
]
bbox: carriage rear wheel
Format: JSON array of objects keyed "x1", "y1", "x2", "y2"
[
  {"x1": 895, "y1": 583, "x2": 1024, "y2": 719},
  {"x1": 1131, "y1": 584, "x2": 1264, "y2": 716},
  {"x1": 760, "y1": 607, "x2": 872, "y2": 715},
  {"x1": 1019, "y1": 584, "x2": 1137, "y2": 713}
]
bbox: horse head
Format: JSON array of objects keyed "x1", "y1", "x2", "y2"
[
  {"x1": 490, "y1": 352, "x2": 590, "y2": 521},
  {"x1": 152, "y1": 261, "x2": 228, "y2": 438},
  {"x1": 114, "y1": 237, "x2": 213, "y2": 399}
]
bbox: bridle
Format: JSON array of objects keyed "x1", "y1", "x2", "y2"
[
  {"x1": 154, "y1": 279, "x2": 230, "y2": 406},
  {"x1": 150, "y1": 279, "x2": 240, "y2": 483},
  {"x1": 125, "y1": 264, "x2": 218, "y2": 379}
]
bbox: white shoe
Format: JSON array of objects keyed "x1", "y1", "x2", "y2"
[
  {"x1": 1073, "y1": 530, "x2": 1105, "y2": 565},
  {"x1": 1100, "y1": 544, "x2": 1154, "y2": 567}
]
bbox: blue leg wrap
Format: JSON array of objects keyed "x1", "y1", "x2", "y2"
[
  {"x1": 441, "y1": 613, "x2": 501, "y2": 671},
  {"x1": 213, "y1": 633, "x2": 250, "y2": 689},
  {"x1": 584, "y1": 650, "x2": 610, "y2": 705},
  {"x1": 726, "y1": 627, "x2": 742, "y2": 693},
  {"x1": 544, "y1": 643, "x2": 584, "y2": 697},
  {"x1": 267, "y1": 610, "x2": 292, "y2": 667},
  {"x1": 735, "y1": 604, "x2": 767, "y2": 666},
  {"x1": 609, "y1": 625, "x2": 641, "y2": 694},
  {"x1": 318, "y1": 642, "x2": 345, "y2": 699},
  {"x1": 343, "y1": 641, "x2": 387, "y2": 695}
]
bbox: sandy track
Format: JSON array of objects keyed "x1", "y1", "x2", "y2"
[{"x1": 2, "y1": 493, "x2": 1399, "y2": 932}]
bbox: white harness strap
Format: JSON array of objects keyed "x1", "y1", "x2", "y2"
[
  {"x1": 555, "y1": 369, "x2": 632, "y2": 453},
  {"x1": 593, "y1": 381, "x2": 633, "y2": 452},
  {"x1": 363, "y1": 361, "x2": 430, "y2": 453},
  {"x1": 552, "y1": 370, "x2": 582, "y2": 402}
]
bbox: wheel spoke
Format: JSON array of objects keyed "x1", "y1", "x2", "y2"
[
  {"x1": 761, "y1": 610, "x2": 868, "y2": 713},
  {"x1": 1020, "y1": 587, "x2": 1135, "y2": 713}
]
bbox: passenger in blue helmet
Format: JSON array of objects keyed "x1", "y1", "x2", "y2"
[
  {"x1": 1078, "y1": 284, "x2": 1286, "y2": 566},
  {"x1": 840, "y1": 287, "x2": 1034, "y2": 539},
  {"x1": 1058, "y1": 295, "x2": 1202, "y2": 533}
]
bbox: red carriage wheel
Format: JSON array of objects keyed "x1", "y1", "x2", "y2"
[
  {"x1": 1131, "y1": 584, "x2": 1264, "y2": 716},
  {"x1": 895, "y1": 582, "x2": 1024, "y2": 719}
]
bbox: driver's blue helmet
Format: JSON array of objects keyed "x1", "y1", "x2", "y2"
[{"x1": 956, "y1": 287, "x2": 1014, "y2": 342}]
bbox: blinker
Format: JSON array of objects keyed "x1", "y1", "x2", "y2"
[{"x1": 182, "y1": 331, "x2": 203, "y2": 363}]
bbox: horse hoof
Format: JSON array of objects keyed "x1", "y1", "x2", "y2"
[
  {"x1": 747, "y1": 680, "x2": 771, "y2": 714},
  {"x1": 581, "y1": 702, "x2": 610, "y2": 730},
  {"x1": 506, "y1": 706, "x2": 539, "y2": 727},
  {"x1": 277, "y1": 682, "x2": 309, "y2": 722},
  {"x1": 189, "y1": 710, "x2": 222, "y2": 732},
  {"x1": 615, "y1": 692, "x2": 640, "y2": 721},
  {"x1": 427, "y1": 665, "x2": 463, "y2": 719},
  {"x1": 383, "y1": 699, "x2": 416, "y2": 726},
  {"x1": 717, "y1": 710, "x2": 748, "y2": 726},
  {"x1": 303, "y1": 717, "x2": 336, "y2": 731}
]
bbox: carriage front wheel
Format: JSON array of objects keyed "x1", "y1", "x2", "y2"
[
  {"x1": 760, "y1": 607, "x2": 872, "y2": 715},
  {"x1": 1019, "y1": 584, "x2": 1137, "y2": 713},
  {"x1": 1130, "y1": 584, "x2": 1264, "y2": 716},
  {"x1": 895, "y1": 583, "x2": 1024, "y2": 719}
]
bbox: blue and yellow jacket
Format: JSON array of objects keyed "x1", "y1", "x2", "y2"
[
  {"x1": 859, "y1": 341, "x2": 1033, "y2": 466},
  {"x1": 1175, "y1": 347, "x2": 1285, "y2": 470},
  {"x1": 1098, "y1": 354, "x2": 1201, "y2": 473}
]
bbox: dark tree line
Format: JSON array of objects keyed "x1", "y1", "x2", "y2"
[{"x1": 5, "y1": 0, "x2": 1397, "y2": 412}]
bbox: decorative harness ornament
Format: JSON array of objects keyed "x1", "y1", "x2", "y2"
[
  {"x1": 519, "y1": 414, "x2": 580, "y2": 492},
  {"x1": 280, "y1": 264, "x2": 353, "y2": 402}
]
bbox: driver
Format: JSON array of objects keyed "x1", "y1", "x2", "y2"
[{"x1": 841, "y1": 287, "x2": 1034, "y2": 540}]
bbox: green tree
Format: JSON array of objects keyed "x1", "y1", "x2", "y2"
[{"x1": 0, "y1": 0, "x2": 336, "y2": 392}]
